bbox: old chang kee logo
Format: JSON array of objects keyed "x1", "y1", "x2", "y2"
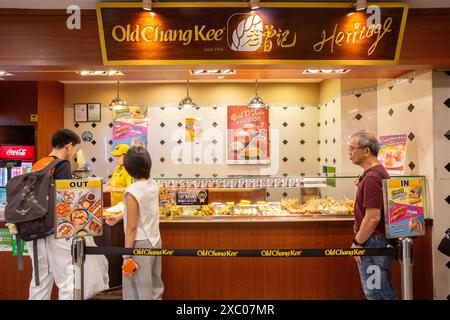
[
  {"x1": 110, "y1": 13, "x2": 296, "y2": 53},
  {"x1": 197, "y1": 250, "x2": 239, "y2": 257},
  {"x1": 261, "y1": 250, "x2": 302, "y2": 257},
  {"x1": 132, "y1": 248, "x2": 174, "y2": 256},
  {"x1": 325, "y1": 249, "x2": 366, "y2": 256}
]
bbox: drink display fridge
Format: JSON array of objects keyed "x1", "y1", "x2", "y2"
[{"x1": 0, "y1": 145, "x2": 35, "y2": 221}]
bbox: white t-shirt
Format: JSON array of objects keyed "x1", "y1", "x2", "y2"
[{"x1": 123, "y1": 179, "x2": 161, "y2": 246}]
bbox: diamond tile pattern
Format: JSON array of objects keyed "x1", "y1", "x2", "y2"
[
  {"x1": 160, "y1": 122, "x2": 165, "y2": 128},
  {"x1": 355, "y1": 113, "x2": 363, "y2": 120},
  {"x1": 283, "y1": 157, "x2": 288, "y2": 162},
  {"x1": 300, "y1": 122, "x2": 305, "y2": 127},
  {"x1": 446, "y1": 195, "x2": 450, "y2": 206},
  {"x1": 300, "y1": 157, "x2": 305, "y2": 162},
  {"x1": 108, "y1": 140, "x2": 113, "y2": 145},
  {"x1": 300, "y1": 140, "x2": 305, "y2": 145},
  {"x1": 160, "y1": 157, "x2": 165, "y2": 163},
  {"x1": 445, "y1": 163, "x2": 450, "y2": 173},
  {"x1": 409, "y1": 161, "x2": 416, "y2": 170},
  {"x1": 388, "y1": 108, "x2": 394, "y2": 116},
  {"x1": 91, "y1": 123, "x2": 96, "y2": 128},
  {"x1": 74, "y1": 123, "x2": 80, "y2": 128},
  {"x1": 445, "y1": 130, "x2": 450, "y2": 140},
  {"x1": 177, "y1": 122, "x2": 183, "y2": 127},
  {"x1": 212, "y1": 122, "x2": 218, "y2": 128},
  {"x1": 160, "y1": 140, "x2": 165, "y2": 145},
  {"x1": 91, "y1": 140, "x2": 96, "y2": 145},
  {"x1": 408, "y1": 104, "x2": 415, "y2": 112},
  {"x1": 108, "y1": 157, "x2": 113, "y2": 163},
  {"x1": 408, "y1": 132, "x2": 415, "y2": 141},
  {"x1": 283, "y1": 122, "x2": 288, "y2": 127},
  {"x1": 177, "y1": 157, "x2": 183, "y2": 163},
  {"x1": 108, "y1": 123, "x2": 113, "y2": 128},
  {"x1": 91, "y1": 157, "x2": 97, "y2": 163},
  {"x1": 445, "y1": 98, "x2": 450, "y2": 108},
  {"x1": 282, "y1": 192, "x2": 288, "y2": 198},
  {"x1": 283, "y1": 139, "x2": 288, "y2": 145}
]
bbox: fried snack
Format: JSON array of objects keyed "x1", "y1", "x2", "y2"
[
  {"x1": 391, "y1": 206, "x2": 406, "y2": 222},
  {"x1": 56, "y1": 203, "x2": 71, "y2": 219},
  {"x1": 281, "y1": 198, "x2": 303, "y2": 214},
  {"x1": 87, "y1": 220, "x2": 102, "y2": 234},
  {"x1": 71, "y1": 209, "x2": 89, "y2": 225},
  {"x1": 63, "y1": 191, "x2": 75, "y2": 204},
  {"x1": 88, "y1": 200, "x2": 102, "y2": 218},
  {"x1": 408, "y1": 197, "x2": 421, "y2": 205},
  {"x1": 201, "y1": 205, "x2": 216, "y2": 216},
  {"x1": 57, "y1": 223, "x2": 74, "y2": 238}
]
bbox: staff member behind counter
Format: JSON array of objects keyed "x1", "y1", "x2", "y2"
[{"x1": 103, "y1": 144, "x2": 132, "y2": 205}]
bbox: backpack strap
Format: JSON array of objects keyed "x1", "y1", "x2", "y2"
[
  {"x1": 33, "y1": 239, "x2": 40, "y2": 287},
  {"x1": 16, "y1": 234, "x2": 24, "y2": 272}
]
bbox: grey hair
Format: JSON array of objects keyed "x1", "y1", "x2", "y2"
[{"x1": 351, "y1": 130, "x2": 380, "y2": 157}]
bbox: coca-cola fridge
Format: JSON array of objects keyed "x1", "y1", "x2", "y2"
[{"x1": 0, "y1": 145, "x2": 35, "y2": 187}]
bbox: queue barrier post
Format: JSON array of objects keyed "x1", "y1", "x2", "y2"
[
  {"x1": 398, "y1": 237, "x2": 414, "y2": 300},
  {"x1": 72, "y1": 237, "x2": 86, "y2": 301}
]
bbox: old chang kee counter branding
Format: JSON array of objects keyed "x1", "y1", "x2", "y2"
[{"x1": 97, "y1": 2, "x2": 408, "y2": 65}]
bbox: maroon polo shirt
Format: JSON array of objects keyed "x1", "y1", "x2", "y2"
[{"x1": 354, "y1": 164, "x2": 390, "y2": 236}]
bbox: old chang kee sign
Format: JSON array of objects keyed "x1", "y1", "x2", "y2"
[{"x1": 96, "y1": 2, "x2": 409, "y2": 65}]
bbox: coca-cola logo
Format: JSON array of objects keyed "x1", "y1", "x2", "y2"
[{"x1": 6, "y1": 149, "x2": 27, "y2": 156}]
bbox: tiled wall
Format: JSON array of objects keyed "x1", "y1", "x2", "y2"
[{"x1": 431, "y1": 71, "x2": 450, "y2": 300}]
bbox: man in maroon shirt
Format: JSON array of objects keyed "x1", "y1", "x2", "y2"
[{"x1": 349, "y1": 130, "x2": 397, "y2": 300}]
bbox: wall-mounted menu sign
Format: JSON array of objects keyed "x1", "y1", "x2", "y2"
[{"x1": 97, "y1": 2, "x2": 408, "y2": 66}]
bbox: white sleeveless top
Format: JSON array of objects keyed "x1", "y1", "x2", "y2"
[{"x1": 123, "y1": 179, "x2": 161, "y2": 246}]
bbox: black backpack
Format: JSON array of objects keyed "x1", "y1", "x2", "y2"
[{"x1": 5, "y1": 159, "x2": 65, "y2": 241}]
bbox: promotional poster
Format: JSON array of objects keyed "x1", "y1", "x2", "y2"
[
  {"x1": 383, "y1": 178, "x2": 426, "y2": 239},
  {"x1": 112, "y1": 106, "x2": 148, "y2": 148},
  {"x1": 227, "y1": 106, "x2": 270, "y2": 164},
  {"x1": 378, "y1": 134, "x2": 408, "y2": 175},
  {"x1": 55, "y1": 179, "x2": 103, "y2": 239}
]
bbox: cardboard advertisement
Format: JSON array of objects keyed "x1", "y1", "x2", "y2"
[
  {"x1": 378, "y1": 134, "x2": 407, "y2": 175},
  {"x1": 112, "y1": 106, "x2": 148, "y2": 148},
  {"x1": 176, "y1": 189, "x2": 209, "y2": 205},
  {"x1": 383, "y1": 178, "x2": 426, "y2": 239},
  {"x1": 55, "y1": 179, "x2": 103, "y2": 239},
  {"x1": 0, "y1": 228, "x2": 12, "y2": 252},
  {"x1": 227, "y1": 106, "x2": 270, "y2": 164}
]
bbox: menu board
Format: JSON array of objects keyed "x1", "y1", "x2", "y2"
[
  {"x1": 378, "y1": 134, "x2": 408, "y2": 175},
  {"x1": 55, "y1": 179, "x2": 103, "y2": 239},
  {"x1": 112, "y1": 106, "x2": 148, "y2": 148},
  {"x1": 383, "y1": 178, "x2": 426, "y2": 239},
  {"x1": 227, "y1": 106, "x2": 270, "y2": 164}
]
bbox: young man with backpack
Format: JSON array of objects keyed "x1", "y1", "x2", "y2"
[
  {"x1": 6, "y1": 129, "x2": 109, "y2": 300},
  {"x1": 28, "y1": 129, "x2": 80, "y2": 299}
]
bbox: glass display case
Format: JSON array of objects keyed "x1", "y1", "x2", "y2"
[{"x1": 154, "y1": 175, "x2": 427, "y2": 220}]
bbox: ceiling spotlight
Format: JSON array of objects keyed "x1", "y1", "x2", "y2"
[
  {"x1": 303, "y1": 69, "x2": 350, "y2": 74},
  {"x1": 143, "y1": 0, "x2": 152, "y2": 11},
  {"x1": 354, "y1": 0, "x2": 367, "y2": 11},
  {"x1": 0, "y1": 71, "x2": 14, "y2": 76},
  {"x1": 249, "y1": 0, "x2": 260, "y2": 10},
  {"x1": 248, "y1": 79, "x2": 266, "y2": 109},
  {"x1": 109, "y1": 81, "x2": 127, "y2": 111},
  {"x1": 179, "y1": 80, "x2": 197, "y2": 109}
]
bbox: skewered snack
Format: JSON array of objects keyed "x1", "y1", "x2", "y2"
[{"x1": 88, "y1": 200, "x2": 102, "y2": 218}]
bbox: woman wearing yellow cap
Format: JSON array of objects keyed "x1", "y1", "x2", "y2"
[{"x1": 103, "y1": 144, "x2": 133, "y2": 206}]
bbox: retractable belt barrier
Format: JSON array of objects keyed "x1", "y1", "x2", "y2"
[
  {"x1": 71, "y1": 238, "x2": 414, "y2": 301},
  {"x1": 84, "y1": 246, "x2": 398, "y2": 258}
]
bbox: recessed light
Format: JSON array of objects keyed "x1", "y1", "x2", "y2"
[
  {"x1": 0, "y1": 71, "x2": 14, "y2": 76},
  {"x1": 77, "y1": 70, "x2": 124, "y2": 76},
  {"x1": 303, "y1": 69, "x2": 350, "y2": 74},
  {"x1": 190, "y1": 70, "x2": 236, "y2": 76},
  {"x1": 218, "y1": 76, "x2": 225, "y2": 79}
]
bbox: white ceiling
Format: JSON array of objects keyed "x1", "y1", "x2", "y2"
[{"x1": 0, "y1": 0, "x2": 449, "y2": 9}]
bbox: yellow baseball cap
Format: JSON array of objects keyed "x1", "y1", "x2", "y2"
[{"x1": 111, "y1": 144, "x2": 130, "y2": 156}]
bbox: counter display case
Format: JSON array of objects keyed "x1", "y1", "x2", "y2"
[{"x1": 155, "y1": 175, "x2": 427, "y2": 220}]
